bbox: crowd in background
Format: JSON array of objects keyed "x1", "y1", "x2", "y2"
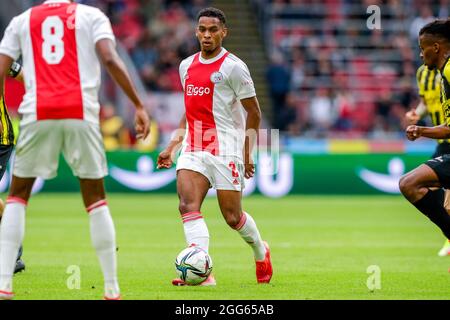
[
  {"x1": 2, "y1": 0, "x2": 449, "y2": 149},
  {"x1": 260, "y1": 0, "x2": 449, "y2": 138}
]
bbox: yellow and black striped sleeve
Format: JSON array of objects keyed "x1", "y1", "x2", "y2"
[
  {"x1": 441, "y1": 59, "x2": 450, "y2": 126},
  {"x1": 416, "y1": 65, "x2": 425, "y2": 96}
]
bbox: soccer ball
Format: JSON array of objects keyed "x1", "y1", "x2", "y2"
[{"x1": 175, "y1": 246, "x2": 213, "y2": 285}]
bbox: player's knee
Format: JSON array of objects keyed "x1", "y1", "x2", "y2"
[
  {"x1": 223, "y1": 212, "x2": 242, "y2": 229},
  {"x1": 178, "y1": 201, "x2": 199, "y2": 215},
  {"x1": 399, "y1": 174, "x2": 417, "y2": 199}
]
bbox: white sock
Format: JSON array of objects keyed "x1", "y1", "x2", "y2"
[
  {"x1": 87, "y1": 201, "x2": 120, "y2": 299},
  {"x1": 235, "y1": 212, "x2": 266, "y2": 261},
  {"x1": 0, "y1": 200, "x2": 26, "y2": 293},
  {"x1": 181, "y1": 211, "x2": 209, "y2": 253}
]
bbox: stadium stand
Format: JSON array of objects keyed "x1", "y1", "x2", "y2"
[{"x1": 1, "y1": 0, "x2": 449, "y2": 146}]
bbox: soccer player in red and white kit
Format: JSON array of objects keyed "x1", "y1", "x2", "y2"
[
  {"x1": 157, "y1": 7, "x2": 273, "y2": 286},
  {"x1": 0, "y1": 0, "x2": 150, "y2": 300}
]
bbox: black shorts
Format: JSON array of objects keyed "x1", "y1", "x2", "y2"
[
  {"x1": 426, "y1": 154, "x2": 450, "y2": 189},
  {"x1": 432, "y1": 142, "x2": 450, "y2": 158},
  {"x1": 0, "y1": 144, "x2": 13, "y2": 180}
]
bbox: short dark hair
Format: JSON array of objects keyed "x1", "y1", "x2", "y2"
[
  {"x1": 197, "y1": 7, "x2": 226, "y2": 25},
  {"x1": 419, "y1": 19, "x2": 450, "y2": 42}
]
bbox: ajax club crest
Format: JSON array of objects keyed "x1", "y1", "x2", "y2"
[{"x1": 210, "y1": 71, "x2": 223, "y2": 84}]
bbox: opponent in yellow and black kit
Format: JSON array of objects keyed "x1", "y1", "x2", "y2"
[
  {"x1": 0, "y1": 61, "x2": 25, "y2": 273},
  {"x1": 416, "y1": 64, "x2": 450, "y2": 157},
  {"x1": 426, "y1": 57, "x2": 450, "y2": 187}
]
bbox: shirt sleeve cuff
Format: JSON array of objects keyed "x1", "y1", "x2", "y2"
[
  {"x1": 93, "y1": 34, "x2": 116, "y2": 46},
  {"x1": 238, "y1": 92, "x2": 256, "y2": 100},
  {"x1": 0, "y1": 48, "x2": 20, "y2": 61}
]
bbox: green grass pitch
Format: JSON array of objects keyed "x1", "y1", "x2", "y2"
[{"x1": 8, "y1": 193, "x2": 450, "y2": 300}]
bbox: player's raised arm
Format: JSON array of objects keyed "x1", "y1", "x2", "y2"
[
  {"x1": 157, "y1": 113, "x2": 186, "y2": 169},
  {"x1": 406, "y1": 124, "x2": 450, "y2": 140},
  {"x1": 405, "y1": 98, "x2": 427, "y2": 125},
  {"x1": 96, "y1": 39, "x2": 150, "y2": 140},
  {"x1": 241, "y1": 97, "x2": 261, "y2": 179}
]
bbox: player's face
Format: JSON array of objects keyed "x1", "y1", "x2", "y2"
[
  {"x1": 196, "y1": 17, "x2": 227, "y2": 55},
  {"x1": 419, "y1": 34, "x2": 439, "y2": 69}
]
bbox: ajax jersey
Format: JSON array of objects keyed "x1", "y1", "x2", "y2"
[
  {"x1": 179, "y1": 48, "x2": 256, "y2": 159},
  {"x1": 0, "y1": 0, "x2": 116, "y2": 125}
]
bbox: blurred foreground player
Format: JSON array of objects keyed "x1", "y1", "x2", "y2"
[
  {"x1": 404, "y1": 65, "x2": 450, "y2": 256},
  {"x1": 0, "y1": 62, "x2": 25, "y2": 273},
  {"x1": 399, "y1": 19, "x2": 450, "y2": 266},
  {"x1": 157, "y1": 7, "x2": 272, "y2": 286},
  {"x1": 0, "y1": 0, "x2": 150, "y2": 300}
]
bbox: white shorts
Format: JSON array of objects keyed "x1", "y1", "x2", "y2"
[
  {"x1": 14, "y1": 119, "x2": 108, "y2": 179},
  {"x1": 176, "y1": 151, "x2": 245, "y2": 191}
]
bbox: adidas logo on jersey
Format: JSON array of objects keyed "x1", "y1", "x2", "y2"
[
  {"x1": 233, "y1": 178, "x2": 240, "y2": 185},
  {"x1": 186, "y1": 85, "x2": 211, "y2": 96}
]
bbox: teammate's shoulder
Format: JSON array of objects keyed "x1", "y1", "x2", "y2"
[{"x1": 76, "y1": 3, "x2": 108, "y2": 18}]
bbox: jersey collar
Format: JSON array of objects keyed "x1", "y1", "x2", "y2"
[{"x1": 198, "y1": 48, "x2": 227, "y2": 65}]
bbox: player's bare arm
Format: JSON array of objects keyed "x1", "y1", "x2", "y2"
[
  {"x1": 241, "y1": 96, "x2": 261, "y2": 179},
  {"x1": 96, "y1": 38, "x2": 150, "y2": 140},
  {"x1": 406, "y1": 124, "x2": 450, "y2": 141},
  {"x1": 405, "y1": 98, "x2": 427, "y2": 125},
  {"x1": 157, "y1": 113, "x2": 186, "y2": 169}
]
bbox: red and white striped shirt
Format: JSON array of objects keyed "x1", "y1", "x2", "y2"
[
  {"x1": 179, "y1": 48, "x2": 256, "y2": 159},
  {"x1": 0, "y1": 0, "x2": 115, "y2": 125}
]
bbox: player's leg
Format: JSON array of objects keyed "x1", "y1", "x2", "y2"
[
  {"x1": 79, "y1": 178, "x2": 120, "y2": 300},
  {"x1": 399, "y1": 162, "x2": 450, "y2": 240},
  {"x1": 172, "y1": 156, "x2": 212, "y2": 286},
  {"x1": 63, "y1": 119, "x2": 119, "y2": 300},
  {"x1": 216, "y1": 190, "x2": 272, "y2": 283},
  {"x1": 0, "y1": 176, "x2": 35, "y2": 299},
  {"x1": 437, "y1": 189, "x2": 450, "y2": 256},
  {"x1": 431, "y1": 143, "x2": 450, "y2": 256},
  {"x1": 0, "y1": 120, "x2": 61, "y2": 299},
  {"x1": 175, "y1": 152, "x2": 214, "y2": 253},
  {"x1": 0, "y1": 144, "x2": 25, "y2": 274}
]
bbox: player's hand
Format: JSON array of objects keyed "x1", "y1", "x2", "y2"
[
  {"x1": 157, "y1": 149, "x2": 173, "y2": 169},
  {"x1": 405, "y1": 109, "x2": 420, "y2": 125},
  {"x1": 406, "y1": 125, "x2": 422, "y2": 141},
  {"x1": 244, "y1": 155, "x2": 255, "y2": 179},
  {"x1": 135, "y1": 108, "x2": 150, "y2": 140}
]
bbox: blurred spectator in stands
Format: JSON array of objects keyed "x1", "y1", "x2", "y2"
[
  {"x1": 290, "y1": 48, "x2": 305, "y2": 91},
  {"x1": 409, "y1": 5, "x2": 435, "y2": 41},
  {"x1": 266, "y1": 51, "x2": 291, "y2": 129},
  {"x1": 334, "y1": 89, "x2": 355, "y2": 132},
  {"x1": 437, "y1": 0, "x2": 449, "y2": 18},
  {"x1": 101, "y1": 104, "x2": 132, "y2": 151},
  {"x1": 132, "y1": 29, "x2": 158, "y2": 90},
  {"x1": 308, "y1": 87, "x2": 336, "y2": 136}
]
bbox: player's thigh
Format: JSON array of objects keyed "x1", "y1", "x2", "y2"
[
  {"x1": 13, "y1": 121, "x2": 63, "y2": 179},
  {"x1": 422, "y1": 155, "x2": 450, "y2": 189},
  {"x1": 62, "y1": 120, "x2": 107, "y2": 179},
  {"x1": 176, "y1": 169, "x2": 211, "y2": 212}
]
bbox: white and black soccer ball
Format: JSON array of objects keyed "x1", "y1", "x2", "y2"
[{"x1": 175, "y1": 246, "x2": 213, "y2": 285}]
